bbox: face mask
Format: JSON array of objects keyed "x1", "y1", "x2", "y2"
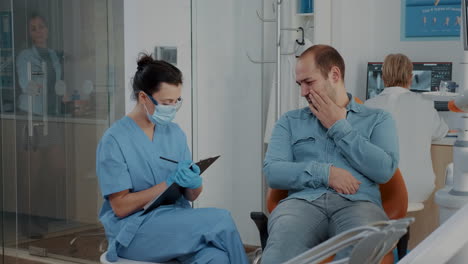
[{"x1": 143, "y1": 93, "x2": 181, "y2": 126}]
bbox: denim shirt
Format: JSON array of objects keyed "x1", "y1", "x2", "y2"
[{"x1": 263, "y1": 94, "x2": 399, "y2": 206}]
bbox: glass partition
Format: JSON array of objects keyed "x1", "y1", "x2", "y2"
[{"x1": 0, "y1": 0, "x2": 124, "y2": 262}]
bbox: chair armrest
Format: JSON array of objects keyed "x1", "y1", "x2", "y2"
[{"x1": 250, "y1": 212, "x2": 269, "y2": 250}]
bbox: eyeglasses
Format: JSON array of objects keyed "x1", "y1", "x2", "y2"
[{"x1": 145, "y1": 92, "x2": 183, "y2": 111}]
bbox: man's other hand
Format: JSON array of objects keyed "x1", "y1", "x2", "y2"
[{"x1": 329, "y1": 166, "x2": 361, "y2": 194}]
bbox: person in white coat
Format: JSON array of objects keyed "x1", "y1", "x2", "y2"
[{"x1": 365, "y1": 53, "x2": 448, "y2": 204}]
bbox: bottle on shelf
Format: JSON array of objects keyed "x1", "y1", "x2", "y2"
[{"x1": 297, "y1": 0, "x2": 314, "y2": 15}]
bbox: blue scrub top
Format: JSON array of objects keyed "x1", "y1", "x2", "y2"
[{"x1": 96, "y1": 116, "x2": 191, "y2": 261}]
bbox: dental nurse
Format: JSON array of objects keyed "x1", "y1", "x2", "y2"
[{"x1": 96, "y1": 54, "x2": 249, "y2": 264}]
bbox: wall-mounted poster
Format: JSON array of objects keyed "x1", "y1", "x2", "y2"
[{"x1": 404, "y1": 0, "x2": 461, "y2": 39}]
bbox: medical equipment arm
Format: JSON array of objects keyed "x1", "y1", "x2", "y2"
[
  {"x1": 449, "y1": 89, "x2": 468, "y2": 112},
  {"x1": 445, "y1": 89, "x2": 468, "y2": 193}
]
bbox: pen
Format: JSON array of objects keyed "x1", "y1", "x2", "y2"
[
  {"x1": 160, "y1": 156, "x2": 178, "y2": 164},
  {"x1": 160, "y1": 156, "x2": 194, "y2": 168}
]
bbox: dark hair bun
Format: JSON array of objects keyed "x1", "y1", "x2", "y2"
[
  {"x1": 137, "y1": 53, "x2": 155, "y2": 71},
  {"x1": 132, "y1": 52, "x2": 183, "y2": 100}
]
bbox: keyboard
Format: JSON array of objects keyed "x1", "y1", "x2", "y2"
[{"x1": 434, "y1": 101, "x2": 449, "y2": 111}]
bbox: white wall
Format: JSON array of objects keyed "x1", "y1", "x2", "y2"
[
  {"x1": 124, "y1": 0, "x2": 192, "y2": 142},
  {"x1": 124, "y1": 0, "x2": 263, "y2": 246},
  {"x1": 193, "y1": 0, "x2": 263, "y2": 246},
  {"x1": 261, "y1": 0, "x2": 332, "y2": 136},
  {"x1": 330, "y1": 0, "x2": 464, "y2": 100}
]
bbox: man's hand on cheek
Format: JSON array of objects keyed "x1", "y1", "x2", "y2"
[{"x1": 308, "y1": 90, "x2": 346, "y2": 129}]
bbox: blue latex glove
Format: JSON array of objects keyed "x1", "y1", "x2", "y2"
[{"x1": 166, "y1": 160, "x2": 202, "y2": 189}]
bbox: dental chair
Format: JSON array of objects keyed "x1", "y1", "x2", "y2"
[
  {"x1": 251, "y1": 168, "x2": 409, "y2": 264},
  {"x1": 283, "y1": 218, "x2": 414, "y2": 264}
]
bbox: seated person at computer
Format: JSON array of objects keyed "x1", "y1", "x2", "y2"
[
  {"x1": 261, "y1": 45, "x2": 399, "y2": 264},
  {"x1": 96, "y1": 54, "x2": 249, "y2": 264},
  {"x1": 365, "y1": 53, "x2": 448, "y2": 204}
]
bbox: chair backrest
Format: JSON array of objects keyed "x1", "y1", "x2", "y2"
[
  {"x1": 266, "y1": 168, "x2": 408, "y2": 220},
  {"x1": 379, "y1": 168, "x2": 408, "y2": 219}
]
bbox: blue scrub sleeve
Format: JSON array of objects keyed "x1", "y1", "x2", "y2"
[
  {"x1": 182, "y1": 133, "x2": 192, "y2": 161},
  {"x1": 96, "y1": 134, "x2": 133, "y2": 198}
]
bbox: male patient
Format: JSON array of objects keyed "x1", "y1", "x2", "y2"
[{"x1": 262, "y1": 45, "x2": 399, "y2": 263}]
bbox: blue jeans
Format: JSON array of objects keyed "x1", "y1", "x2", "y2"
[{"x1": 261, "y1": 193, "x2": 388, "y2": 264}]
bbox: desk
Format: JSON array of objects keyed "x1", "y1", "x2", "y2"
[{"x1": 406, "y1": 138, "x2": 454, "y2": 249}]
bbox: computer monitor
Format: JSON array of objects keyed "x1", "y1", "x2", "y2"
[{"x1": 366, "y1": 62, "x2": 453, "y2": 99}]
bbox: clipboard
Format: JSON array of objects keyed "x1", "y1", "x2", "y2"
[{"x1": 142, "y1": 155, "x2": 220, "y2": 215}]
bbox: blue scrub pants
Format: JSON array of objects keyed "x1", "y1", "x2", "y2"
[
  {"x1": 118, "y1": 207, "x2": 249, "y2": 264},
  {"x1": 261, "y1": 193, "x2": 388, "y2": 264}
]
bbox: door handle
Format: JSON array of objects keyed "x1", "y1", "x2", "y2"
[
  {"x1": 27, "y1": 62, "x2": 33, "y2": 137},
  {"x1": 41, "y1": 62, "x2": 48, "y2": 136}
]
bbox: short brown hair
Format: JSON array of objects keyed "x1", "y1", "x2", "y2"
[
  {"x1": 382, "y1": 53, "x2": 413, "y2": 88},
  {"x1": 299, "y1": 44, "x2": 345, "y2": 80}
]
